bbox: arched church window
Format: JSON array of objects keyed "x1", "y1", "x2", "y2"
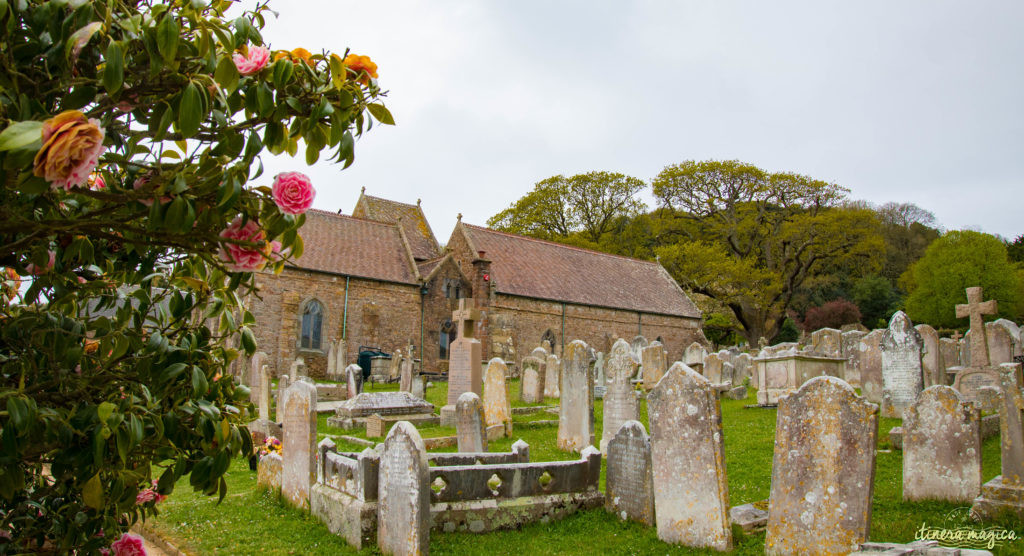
[
  {"x1": 440, "y1": 319, "x2": 455, "y2": 359},
  {"x1": 300, "y1": 299, "x2": 323, "y2": 350}
]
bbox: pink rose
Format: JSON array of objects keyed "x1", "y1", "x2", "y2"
[
  {"x1": 135, "y1": 489, "x2": 156, "y2": 504},
  {"x1": 218, "y1": 217, "x2": 267, "y2": 272},
  {"x1": 233, "y1": 46, "x2": 270, "y2": 76},
  {"x1": 271, "y1": 172, "x2": 315, "y2": 215},
  {"x1": 25, "y1": 250, "x2": 56, "y2": 276},
  {"x1": 110, "y1": 533, "x2": 146, "y2": 556}
]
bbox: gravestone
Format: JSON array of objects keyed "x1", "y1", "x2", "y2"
[
  {"x1": 281, "y1": 381, "x2": 318, "y2": 510},
  {"x1": 399, "y1": 355, "x2": 413, "y2": 393},
  {"x1": 841, "y1": 330, "x2": 866, "y2": 386},
  {"x1": 327, "y1": 340, "x2": 337, "y2": 377},
  {"x1": 703, "y1": 352, "x2": 725, "y2": 384},
  {"x1": 377, "y1": 421, "x2": 430, "y2": 556},
  {"x1": 388, "y1": 349, "x2": 403, "y2": 381},
  {"x1": 938, "y1": 337, "x2": 959, "y2": 383},
  {"x1": 366, "y1": 414, "x2": 385, "y2": 438},
  {"x1": 334, "y1": 338, "x2": 347, "y2": 379},
  {"x1": 971, "y1": 362, "x2": 1024, "y2": 520},
  {"x1": 684, "y1": 342, "x2": 707, "y2": 373},
  {"x1": 858, "y1": 330, "x2": 884, "y2": 404},
  {"x1": 455, "y1": 392, "x2": 487, "y2": 452},
  {"x1": 249, "y1": 351, "x2": 268, "y2": 403},
  {"x1": 641, "y1": 341, "x2": 667, "y2": 391},
  {"x1": 605, "y1": 420, "x2": 655, "y2": 526},
  {"x1": 557, "y1": 340, "x2": 594, "y2": 452},
  {"x1": 648, "y1": 362, "x2": 731, "y2": 551},
  {"x1": 630, "y1": 335, "x2": 649, "y2": 362},
  {"x1": 810, "y1": 328, "x2": 842, "y2": 358},
  {"x1": 544, "y1": 353, "x2": 561, "y2": 398},
  {"x1": 593, "y1": 351, "x2": 606, "y2": 398},
  {"x1": 482, "y1": 358, "x2": 512, "y2": 435},
  {"x1": 986, "y1": 321, "x2": 1017, "y2": 366},
  {"x1": 346, "y1": 364, "x2": 363, "y2": 399},
  {"x1": 733, "y1": 353, "x2": 753, "y2": 386},
  {"x1": 600, "y1": 338, "x2": 639, "y2": 454},
  {"x1": 880, "y1": 311, "x2": 925, "y2": 418},
  {"x1": 410, "y1": 374, "x2": 425, "y2": 400},
  {"x1": 765, "y1": 376, "x2": 878, "y2": 556},
  {"x1": 520, "y1": 355, "x2": 545, "y2": 403},
  {"x1": 903, "y1": 385, "x2": 981, "y2": 502},
  {"x1": 442, "y1": 299, "x2": 483, "y2": 427},
  {"x1": 915, "y1": 324, "x2": 943, "y2": 388},
  {"x1": 258, "y1": 364, "x2": 271, "y2": 422}
]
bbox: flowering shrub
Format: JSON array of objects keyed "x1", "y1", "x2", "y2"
[
  {"x1": 259, "y1": 436, "x2": 283, "y2": 458},
  {"x1": 0, "y1": 1, "x2": 392, "y2": 552}
]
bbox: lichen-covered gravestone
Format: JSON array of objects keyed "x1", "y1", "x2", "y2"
[
  {"x1": 557, "y1": 340, "x2": 595, "y2": 452},
  {"x1": 346, "y1": 363, "x2": 363, "y2": 399},
  {"x1": 903, "y1": 385, "x2": 981, "y2": 502},
  {"x1": 249, "y1": 351, "x2": 267, "y2": 403},
  {"x1": 601, "y1": 339, "x2": 639, "y2": 454},
  {"x1": 327, "y1": 340, "x2": 337, "y2": 377},
  {"x1": 765, "y1": 376, "x2": 878, "y2": 556},
  {"x1": 281, "y1": 381, "x2": 318, "y2": 510},
  {"x1": 544, "y1": 353, "x2": 561, "y2": 398},
  {"x1": 520, "y1": 355, "x2": 545, "y2": 403},
  {"x1": 810, "y1": 328, "x2": 842, "y2": 358},
  {"x1": 684, "y1": 341, "x2": 708, "y2": 371},
  {"x1": 605, "y1": 420, "x2": 655, "y2": 526},
  {"x1": 641, "y1": 341, "x2": 667, "y2": 391},
  {"x1": 399, "y1": 355, "x2": 413, "y2": 393},
  {"x1": 648, "y1": 362, "x2": 732, "y2": 551},
  {"x1": 915, "y1": 324, "x2": 943, "y2": 388},
  {"x1": 377, "y1": 421, "x2": 430, "y2": 556},
  {"x1": 482, "y1": 358, "x2": 512, "y2": 435},
  {"x1": 455, "y1": 392, "x2": 487, "y2": 452},
  {"x1": 971, "y1": 362, "x2": 1024, "y2": 520},
  {"x1": 858, "y1": 329, "x2": 884, "y2": 404},
  {"x1": 703, "y1": 352, "x2": 724, "y2": 383},
  {"x1": 841, "y1": 330, "x2": 866, "y2": 386},
  {"x1": 880, "y1": 311, "x2": 925, "y2": 418}
]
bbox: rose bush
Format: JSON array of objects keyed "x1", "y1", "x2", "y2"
[{"x1": 0, "y1": 0, "x2": 393, "y2": 552}]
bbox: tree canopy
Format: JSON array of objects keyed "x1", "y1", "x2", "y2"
[
  {"x1": 903, "y1": 230, "x2": 1022, "y2": 328},
  {"x1": 0, "y1": 0, "x2": 391, "y2": 551}
]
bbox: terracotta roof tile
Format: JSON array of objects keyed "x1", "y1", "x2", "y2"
[
  {"x1": 462, "y1": 224, "x2": 701, "y2": 318},
  {"x1": 354, "y1": 195, "x2": 440, "y2": 260},
  {"x1": 291, "y1": 210, "x2": 417, "y2": 284}
]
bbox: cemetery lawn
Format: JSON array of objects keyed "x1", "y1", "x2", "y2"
[{"x1": 146, "y1": 380, "x2": 1014, "y2": 555}]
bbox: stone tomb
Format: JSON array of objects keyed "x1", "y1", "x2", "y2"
[
  {"x1": 971, "y1": 362, "x2": 1024, "y2": 521},
  {"x1": 648, "y1": 362, "x2": 732, "y2": 551},
  {"x1": 902, "y1": 385, "x2": 981, "y2": 503},
  {"x1": 441, "y1": 299, "x2": 483, "y2": 427},
  {"x1": 754, "y1": 350, "x2": 845, "y2": 406},
  {"x1": 377, "y1": 421, "x2": 430, "y2": 556},
  {"x1": 880, "y1": 311, "x2": 925, "y2": 419},
  {"x1": 327, "y1": 391, "x2": 436, "y2": 430},
  {"x1": 557, "y1": 340, "x2": 595, "y2": 452},
  {"x1": 765, "y1": 377, "x2": 878, "y2": 556},
  {"x1": 600, "y1": 338, "x2": 639, "y2": 454},
  {"x1": 281, "y1": 381, "x2": 318, "y2": 510},
  {"x1": 605, "y1": 420, "x2": 654, "y2": 526},
  {"x1": 482, "y1": 358, "x2": 512, "y2": 435}
]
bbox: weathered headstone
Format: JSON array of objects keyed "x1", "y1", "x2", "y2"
[
  {"x1": 903, "y1": 385, "x2": 981, "y2": 502},
  {"x1": 346, "y1": 364, "x2": 363, "y2": 399},
  {"x1": 399, "y1": 355, "x2": 413, "y2": 393},
  {"x1": 810, "y1": 328, "x2": 842, "y2": 358},
  {"x1": 971, "y1": 362, "x2": 1024, "y2": 520},
  {"x1": 557, "y1": 340, "x2": 595, "y2": 452},
  {"x1": 986, "y1": 321, "x2": 1017, "y2": 366},
  {"x1": 648, "y1": 362, "x2": 732, "y2": 551},
  {"x1": 684, "y1": 342, "x2": 707, "y2": 373},
  {"x1": 733, "y1": 352, "x2": 753, "y2": 386},
  {"x1": 520, "y1": 355, "x2": 545, "y2": 403},
  {"x1": 915, "y1": 324, "x2": 943, "y2": 388},
  {"x1": 482, "y1": 358, "x2": 512, "y2": 435},
  {"x1": 388, "y1": 349, "x2": 403, "y2": 381},
  {"x1": 442, "y1": 299, "x2": 483, "y2": 426},
  {"x1": 630, "y1": 335, "x2": 649, "y2": 362},
  {"x1": 765, "y1": 376, "x2": 878, "y2": 556},
  {"x1": 841, "y1": 330, "x2": 866, "y2": 386},
  {"x1": 334, "y1": 337, "x2": 347, "y2": 378},
  {"x1": 366, "y1": 413, "x2": 385, "y2": 438},
  {"x1": 327, "y1": 340, "x2": 337, "y2": 377},
  {"x1": 455, "y1": 391, "x2": 487, "y2": 452},
  {"x1": 249, "y1": 351, "x2": 267, "y2": 403},
  {"x1": 593, "y1": 351, "x2": 606, "y2": 398},
  {"x1": 880, "y1": 311, "x2": 924, "y2": 418},
  {"x1": 281, "y1": 381, "x2": 318, "y2": 510},
  {"x1": 544, "y1": 353, "x2": 561, "y2": 398},
  {"x1": 703, "y1": 352, "x2": 725, "y2": 384},
  {"x1": 600, "y1": 338, "x2": 639, "y2": 454},
  {"x1": 858, "y1": 329, "x2": 884, "y2": 404},
  {"x1": 258, "y1": 364, "x2": 271, "y2": 421},
  {"x1": 951, "y1": 288, "x2": 1006, "y2": 413},
  {"x1": 377, "y1": 421, "x2": 430, "y2": 556},
  {"x1": 938, "y1": 337, "x2": 959, "y2": 382},
  {"x1": 605, "y1": 420, "x2": 655, "y2": 526},
  {"x1": 410, "y1": 374, "x2": 425, "y2": 400},
  {"x1": 640, "y1": 341, "x2": 667, "y2": 391},
  {"x1": 289, "y1": 357, "x2": 305, "y2": 379}
]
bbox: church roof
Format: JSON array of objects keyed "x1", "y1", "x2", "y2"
[
  {"x1": 291, "y1": 210, "x2": 418, "y2": 285},
  {"x1": 459, "y1": 224, "x2": 701, "y2": 319},
  {"x1": 351, "y1": 193, "x2": 440, "y2": 261}
]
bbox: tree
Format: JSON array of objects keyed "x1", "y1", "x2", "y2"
[
  {"x1": 487, "y1": 171, "x2": 647, "y2": 243},
  {"x1": 0, "y1": 1, "x2": 391, "y2": 551},
  {"x1": 1007, "y1": 235, "x2": 1024, "y2": 264},
  {"x1": 851, "y1": 274, "x2": 901, "y2": 328},
  {"x1": 873, "y1": 202, "x2": 941, "y2": 284},
  {"x1": 903, "y1": 230, "x2": 1021, "y2": 328},
  {"x1": 652, "y1": 160, "x2": 884, "y2": 344},
  {"x1": 800, "y1": 299, "x2": 862, "y2": 331}
]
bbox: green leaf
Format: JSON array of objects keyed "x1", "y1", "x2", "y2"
[
  {"x1": 191, "y1": 366, "x2": 208, "y2": 397},
  {"x1": 366, "y1": 103, "x2": 395, "y2": 125},
  {"x1": 177, "y1": 82, "x2": 203, "y2": 138},
  {"x1": 97, "y1": 402, "x2": 115, "y2": 424},
  {"x1": 271, "y1": 58, "x2": 293, "y2": 87},
  {"x1": 165, "y1": 196, "x2": 187, "y2": 231},
  {"x1": 62, "y1": 86, "x2": 97, "y2": 111},
  {"x1": 82, "y1": 473, "x2": 103, "y2": 509},
  {"x1": 240, "y1": 326, "x2": 256, "y2": 354},
  {"x1": 0, "y1": 120, "x2": 42, "y2": 152},
  {"x1": 214, "y1": 55, "x2": 240, "y2": 93},
  {"x1": 328, "y1": 53, "x2": 345, "y2": 90},
  {"x1": 102, "y1": 41, "x2": 124, "y2": 94},
  {"x1": 110, "y1": 335, "x2": 130, "y2": 360},
  {"x1": 6, "y1": 397, "x2": 27, "y2": 431},
  {"x1": 156, "y1": 14, "x2": 180, "y2": 61}
]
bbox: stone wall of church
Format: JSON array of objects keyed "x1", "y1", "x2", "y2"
[{"x1": 486, "y1": 294, "x2": 704, "y2": 367}]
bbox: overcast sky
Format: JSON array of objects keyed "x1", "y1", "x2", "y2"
[{"x1": 254, "y1": 1, "x2": 1024, "y2": 242}]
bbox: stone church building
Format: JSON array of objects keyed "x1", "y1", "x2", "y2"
[{"x1": 248, "y1": 191, "x2": 705, "y2": 378}]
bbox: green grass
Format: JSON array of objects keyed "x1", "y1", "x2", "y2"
[{"x1": 148, "y1": 380, "x2": 1018, "y2": 555}]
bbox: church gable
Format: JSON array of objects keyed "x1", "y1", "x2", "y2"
[
  {"x1": 291, "y1": 209, "x2": 418, "y2": 285},
  {"x1": 351, "y1": 189, "x2": 441, "y2": 261}
]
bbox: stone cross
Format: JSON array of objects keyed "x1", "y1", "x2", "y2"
[
  {"x1": 956, "y1": 286, "x2": 997, "y2": 367},
  {"x1": 453, "y1": 298, "x2": 481, "y2": 339}
]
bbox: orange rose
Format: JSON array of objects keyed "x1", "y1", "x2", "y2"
[
  {"x1": 33, "y1": 110, "x2": 106, "y2": 191},
  {"x1": 84, "y1": 339, "x2": 99, "y2": 354},
  {"x1": 273, "y1": 48, "x2": 315, "y2": 67},
  {"x1": 343, "y1": 54, "x2": 378, "y2": 86}
]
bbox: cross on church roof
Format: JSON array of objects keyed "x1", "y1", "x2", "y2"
[
  {"x1": 955, "y1": 286, "x2": 997, "y2": 367},
  {"x1": 453, "y1": 298, "x2": 481, "y2": 339}
]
